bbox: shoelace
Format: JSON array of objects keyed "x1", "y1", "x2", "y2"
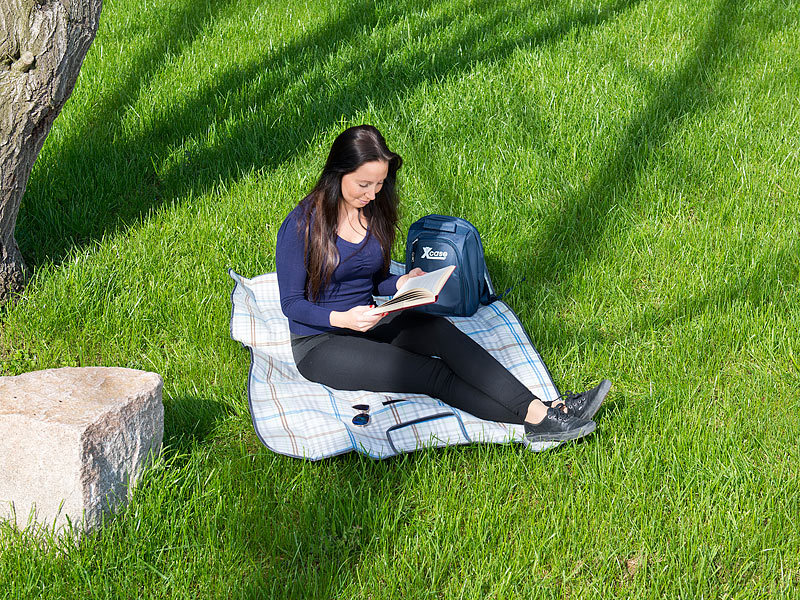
[
  {"x1": 548, "y1": 406, "x2": 575, "y2": 422},
  {"x1": 545, "y1": 390, "x2": 584, "y2": 410}
]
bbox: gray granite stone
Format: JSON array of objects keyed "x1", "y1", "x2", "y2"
[{"x1": 0, "y1": 367, "x2": 164, "y2": 536}]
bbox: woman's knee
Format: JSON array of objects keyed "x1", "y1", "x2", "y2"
[
  {"x1": 294, "y1": 340, "x2": 345, "y2": 386},
  {"x1": 294, "y1": 353, "x2": 319, "y2": 383}
]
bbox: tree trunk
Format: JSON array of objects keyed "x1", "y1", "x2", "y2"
[{"x1": 0, "y1": 0, "x2": 102, "y2": 301}]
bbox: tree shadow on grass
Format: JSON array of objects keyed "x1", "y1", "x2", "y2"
[
  {"x1": 233, "y1": 445, "x2": 496, "y2": 598},
  {"x1": 239, "y1": 457, "x2": 389, "y2": 598},
  {"x1": 523, "y1": 0, "x2": 756, "y2": 294},
  {"x1": 500, "y1": 0, "x2": 800, "y2": 374},
  {"x1": 18, "y1": 0, "x2": 642, "y2": 269},
  {"x1": 16, "y1": 0, "x2": 241, "y2": 261}
]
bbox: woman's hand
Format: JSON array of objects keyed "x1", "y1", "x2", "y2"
[
  {"x1": 329, "y1": 305, "x2": 387, "y2": 332},
  {"x1": 396, "y1": 267, "x2": 426, "y2": 291}
]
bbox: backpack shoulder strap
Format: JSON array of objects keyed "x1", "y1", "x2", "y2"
[{"x1": 482, "y1": 266, "x2": 500, "y2": 304}]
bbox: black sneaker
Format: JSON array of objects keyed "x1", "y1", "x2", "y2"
[
  {"x1": 523, "y1": 407, "x2": 596, "y2": 444},
  {"x1": 547, "y1": 379, "x2": 611, "y2": 421}
]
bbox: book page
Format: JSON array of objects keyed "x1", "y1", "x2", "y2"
[
  {"x1": 365, "y1": 265, "x2": 455, "y2": 316},
  {"x1": 396, "y1": 265, "x2": 455, "y2": 295},
  {"x1": 374, "y1": 291, "x2": 429, "y2": 309}
]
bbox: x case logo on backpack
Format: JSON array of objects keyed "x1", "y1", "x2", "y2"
[{"x1": 421, "y1": 247, "x2": 448, "y2": 260}]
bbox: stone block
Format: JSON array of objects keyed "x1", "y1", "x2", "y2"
[{"x1": 0, "y1": 367, "x2": 164, "y2": 536}]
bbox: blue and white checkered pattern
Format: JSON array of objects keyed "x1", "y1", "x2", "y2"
[{"x1": 229, "y1": 263, "x2": 562, "y2": 460}]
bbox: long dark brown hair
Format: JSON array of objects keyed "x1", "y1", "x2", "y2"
[{"x1": 297, "y1": 125, "x2": 403, "y2": 301}]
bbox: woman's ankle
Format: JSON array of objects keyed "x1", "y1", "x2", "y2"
[{"x1": 525, "y1": 401, "x2": 548, "y2": 425}]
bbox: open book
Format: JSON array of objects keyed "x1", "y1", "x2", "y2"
[{"x1": 365, "y1": 265, "x2": 456, "y2": 316}]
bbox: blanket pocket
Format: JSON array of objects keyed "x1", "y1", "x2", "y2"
[{"x1": 385, "y1": 412, "x2": 471, "y2": 454}]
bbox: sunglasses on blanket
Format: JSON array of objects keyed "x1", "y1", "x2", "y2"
[{"x1": 351, "y1": 404, "x2": 370, "y2": 427}]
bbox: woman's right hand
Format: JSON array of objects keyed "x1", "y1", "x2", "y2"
[{"x1": 329, "y1": 305, "x2": 387, "y2": 332}]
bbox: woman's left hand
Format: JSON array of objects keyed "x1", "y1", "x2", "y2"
[{"x1": 396, "y1": 268, "x2": 425, "y2": 291}]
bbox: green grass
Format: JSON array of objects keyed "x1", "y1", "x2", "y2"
[{"x1": 2, "y1": 0, "x2": 799, "y2": 597}]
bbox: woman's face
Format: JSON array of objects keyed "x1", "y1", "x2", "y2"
[{"x1": 340, "y1": 160, "x2": 389, "y2": 211}]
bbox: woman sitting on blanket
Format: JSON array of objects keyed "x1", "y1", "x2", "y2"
[{"x1": 276, "y1": 124, "x2": 610, "y2": 445}]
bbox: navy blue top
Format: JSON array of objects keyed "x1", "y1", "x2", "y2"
[{"x1": 276, "y1": 203, "x2": 400, "y2": 336}]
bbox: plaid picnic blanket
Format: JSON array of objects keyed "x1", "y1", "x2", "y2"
[{"x1": 229, "y1": 263, "x2": 562, "y2": 460}]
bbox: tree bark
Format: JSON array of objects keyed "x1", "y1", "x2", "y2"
[{"x1": 0, "y1": 0, "x2": 102, "y2": 301}]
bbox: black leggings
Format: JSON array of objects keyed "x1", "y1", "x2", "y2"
[{"x1": 292, "y1": 310, "x2": 537, "y2": 424}]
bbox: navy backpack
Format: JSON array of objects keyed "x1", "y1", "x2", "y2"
[{"x1": 404, "y1": 214, "x2": 500, "y2": 317}]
